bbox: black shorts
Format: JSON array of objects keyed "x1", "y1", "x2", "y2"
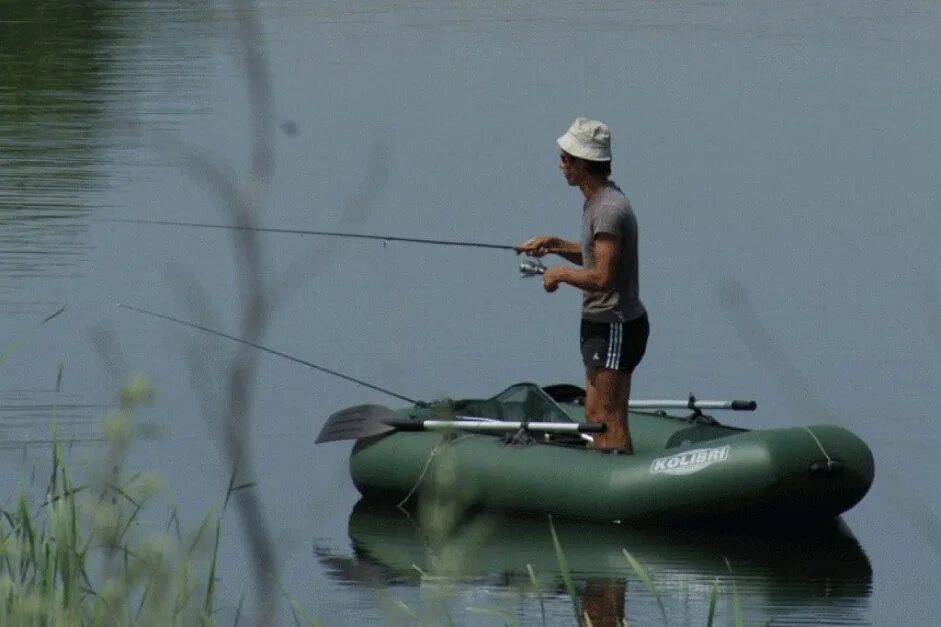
[{"x1": 580, "y1": 314, "x2": 649, "y2": 373}]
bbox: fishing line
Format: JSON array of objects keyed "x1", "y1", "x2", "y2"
[
  {"x1": 118, "y1": 303, "x2": 419, "y2": 404},
  {"x1": 106, "y1": 218, "x2": 517, "y2": 251}
]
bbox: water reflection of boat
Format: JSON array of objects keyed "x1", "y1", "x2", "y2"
[{"x1": 317, "y1": 500, "x2": 872, "y2": 624}]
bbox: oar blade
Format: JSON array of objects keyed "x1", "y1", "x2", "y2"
[{"x1": 316, "y1": 404, "x2": 400, "y2": 444}]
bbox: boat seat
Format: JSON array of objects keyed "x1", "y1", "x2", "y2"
[
  {"x1": 500, "y1": 401, "x2": 529, "y2": 421},
  {"x1": 541, "y1": 383, "x2": 586, "y2": 405},
  {"x1": 455, "y1": 400, "x2": 530, "y2": 421},
  {"x1": 457, "y1": 383, "x2": 573, "y2": 422}
]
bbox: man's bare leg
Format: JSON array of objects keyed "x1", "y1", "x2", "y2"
[{"x1": 585, "y1": 367, "x2": 633, "y2": 452}]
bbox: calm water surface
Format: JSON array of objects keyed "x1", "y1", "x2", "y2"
[{"x1": 1, "y1": 1, "x2": 939, "y2": 624}]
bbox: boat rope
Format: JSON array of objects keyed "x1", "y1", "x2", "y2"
[
  {"x1": 802, "y1": 427, "x2": 833, "y2": 465},
  {"x1": 396, "y1": 434, "x2": 471, "y2": 509}
]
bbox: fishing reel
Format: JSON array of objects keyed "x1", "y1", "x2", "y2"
[{"x1": 519, "y1": 258, "x2": 546, "y2": 278}]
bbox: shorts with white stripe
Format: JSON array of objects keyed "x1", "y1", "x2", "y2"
[{"x1": 579, "y1": 314, "x2": 649, "y2": 373}]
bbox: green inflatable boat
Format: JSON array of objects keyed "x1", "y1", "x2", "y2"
[{"x1": 319, "y1": 382, "x2": 874, "y2": 524}]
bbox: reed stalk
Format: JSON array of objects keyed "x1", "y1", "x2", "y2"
[
  {"x1": 548, "y1": 516, "x2": 581, "y2": 625},
  {"x1": 0, "y1": 377, "x2": 226, "y2": 625}
]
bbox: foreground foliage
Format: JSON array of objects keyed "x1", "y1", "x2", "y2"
[
  {"x1": 0, "y1": 376, "x2": 221, "y2": 626},
  {"x1": 0, "y1": 375, "x2": 751, "y2": 626}
]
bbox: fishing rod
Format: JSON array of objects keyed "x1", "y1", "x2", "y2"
[
  {"x1": 107, "y1": 218, "x2": 560, "y2": 279},
  {"x1": 106, "y1": 218, "x2": 518, "y2": 251},
  {"x1": 119, "y1": 304, "x2": 757, "y2": 414},
  {"x1": 117, "y1": 304, "x2": 419, "y2": 404}
]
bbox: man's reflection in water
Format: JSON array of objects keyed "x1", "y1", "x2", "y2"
[{"x1": 580, "y1": 578, "x2": 626, "y2": 626}]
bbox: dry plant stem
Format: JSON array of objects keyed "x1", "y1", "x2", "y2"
[
  {"x1": 151, "y1": 0, "x2": 390, "y2": 621},
  {"x1": 168, "y1": 1, "x2": 277, "y2": 624},
  {"x1": 170, "y1": 265, "x2": 227, "y2": 430},
  {"x1": 913, "y1": 276, "x2": 941, "y2": 351},
  {"x1": 717, "y1": 279, "x2": 941, "y2": 555},
  {"x1": 220, "y1": 2, "x2": 277, "y2": 625},
  {"x1": 274, "y1": 141, "x2": 391, "y2": 307}
]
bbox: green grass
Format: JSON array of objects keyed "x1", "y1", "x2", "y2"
[
  {"x1": 548, "y1": 516, "x2": 582, "y2": 625},
  {"x1": 0, "y1": 376, "x2": 222, "y2": 626},
  {"x1": 622, "y1": 548, "x2": 669, "y2": 625}
]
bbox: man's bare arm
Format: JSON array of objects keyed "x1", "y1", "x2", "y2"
[
  {"x1": 548, "y1": 234, "x2": 619, "y2": 292},
  {"x1": 516, "y1": 235, "x2": 583, "y2": 265}
]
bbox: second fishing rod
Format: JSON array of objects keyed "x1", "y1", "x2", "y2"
[{"x1": 105, "y1": 217, "x2": 554, "y2": 277}]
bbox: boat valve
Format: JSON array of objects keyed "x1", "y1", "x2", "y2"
[
  {"x1": 808, "y1": 459, "x2": 845, "y2": 477},
  {"x1": 519, "y1": 258, "x2": 546, "y2": 278}
]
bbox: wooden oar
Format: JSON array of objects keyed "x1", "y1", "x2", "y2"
[{"x1": 315, "y1": 404, "x2": 604, "y2": 444}]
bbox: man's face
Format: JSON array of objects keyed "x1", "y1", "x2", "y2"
[{"x1": 559, "y1": 151, "x2": 585, "y2": 186}]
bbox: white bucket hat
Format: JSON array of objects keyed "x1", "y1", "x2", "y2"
[{"x1": 557, "y1": 117, "x2": 611, "y2": 162}]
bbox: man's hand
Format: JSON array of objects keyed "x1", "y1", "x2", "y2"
[
  {"x1": 515, "y1": 235, "x2": 562, "y2": 258},
  {"x1": 543, "y1": 266, "x2": 564, "y2": 293}
]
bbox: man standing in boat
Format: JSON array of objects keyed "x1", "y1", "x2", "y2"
[{"x1": 517, "y1": 118, "x2": 649, "y2": 454}]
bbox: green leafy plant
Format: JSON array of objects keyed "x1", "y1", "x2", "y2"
[{"x1": 0, "y1": 376, "x2": 222, "y2": 626}]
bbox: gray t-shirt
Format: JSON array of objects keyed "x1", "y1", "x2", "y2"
[{"x1": 581, "y1": 181, "x2": 646, "y2": 323}]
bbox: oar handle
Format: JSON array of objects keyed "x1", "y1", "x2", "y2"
[
  {"x1": 629, "y1": 399, "x2": 757, "y2": 411},
  {"x1": 386, "y1": 419, "x2": 605, "y2": 434}
]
